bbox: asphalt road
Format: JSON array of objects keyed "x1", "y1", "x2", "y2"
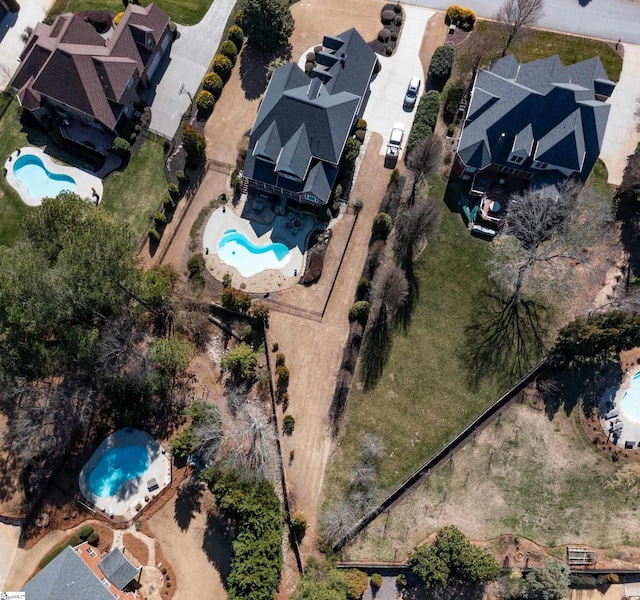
[{"x1": 405, "y1": 0, "x2": 640, "y2": 45}]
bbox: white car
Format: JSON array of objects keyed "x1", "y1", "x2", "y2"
[
  {"x1": 386, "y1": 122, "x2": 405, "y2": 160},
  {"x1": 404, "y1": 77, "x2": 421, "y2": 110}
]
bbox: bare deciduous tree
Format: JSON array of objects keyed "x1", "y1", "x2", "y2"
[
  {"x1": 495, "y1": 0, "x2": 545, "y2": 56},
  {"x1": 319, "y1": 500, "x2": 359, "y2": 546},
  {"x1": 456, "y1": 27, "x2": 502, "y2": 82},
  {"x1": 405, "y1": 136, "x2": 443, "y2": 204},
  {"x1": 361, "y1": 432, "x2": 385, "y2": 465}
]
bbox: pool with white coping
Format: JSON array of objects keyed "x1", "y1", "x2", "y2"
[
  {"x1": 79, "y1": 428, "x2": 171, "y2": 518},
  {"x1": 4, "y1": 147, "x2": 103, "y2": 207},
  {"x1": 203, "y1": 207, "x2": 307, "y2": 288}
]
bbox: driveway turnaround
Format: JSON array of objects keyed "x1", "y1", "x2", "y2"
[
  {"x1": 600, "y1": 44, "x2": 640, "y2": 186},
  {"x1": 406, "y1": 0, "x2": 640, "y2": 45},
  {"x1": 0, "y1": 0, "x2": 53, "y2": 91},
  {"x1": 148, "y1": 0, "x2": 237, "y2": 138},
  {"x1": 363, "y1": 5, "x2": 436, "y2": 157}
]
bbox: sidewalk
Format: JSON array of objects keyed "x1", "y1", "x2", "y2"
[{"x1": 0, "y1": 0, "x2": 54, "y2": 91}]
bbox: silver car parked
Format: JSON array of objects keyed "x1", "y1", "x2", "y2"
[{"x1": 404, "y1": 77, "x2": 421, "y2": 110}]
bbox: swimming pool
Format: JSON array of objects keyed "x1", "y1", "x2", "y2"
[
  {"x1": 621, "y1": 371, "x2": 640, "y2": 423},
  {"x1": 13, "y1": 154, "x2": 76, "y2": 198},
  {"x1": 218, "y1": 228, "x2": 291, "y2": 278},
  {"x1": 88, "y1": 444, "x2": 150, "y2": 498}
]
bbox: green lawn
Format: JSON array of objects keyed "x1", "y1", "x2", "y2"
[
  {"x1": 474, "y1": 22, "x2": 623, "y2": 82},
  {"x1": 324, "y1": 177, "x2": 505, "y2": 505},
  {"x1": 46, "y1": 0, "x2": 213, "y2": 25},
  {"x1": 102, "y1": 137, "x2": 168, "y2": 240}
]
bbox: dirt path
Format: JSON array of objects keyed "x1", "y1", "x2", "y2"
[
  {"x1": 268, "y1": 135, "x2": 391, "y2": 556},
  {"x1": 148, "y1": 482, "x2": 228, "y2": 600}
]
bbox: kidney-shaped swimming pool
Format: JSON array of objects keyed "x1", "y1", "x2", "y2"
[{"x1": 218, "y1": 229, "x2": 291, "y2": 278}]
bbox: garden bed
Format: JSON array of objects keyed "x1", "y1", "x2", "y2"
[{"x1": 368, "y1": 3, "x2": 405, "y2": 57}]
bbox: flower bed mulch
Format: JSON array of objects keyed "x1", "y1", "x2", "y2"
[{"x1": 368, "y1": 3, "x2": 405, "y2": 57}]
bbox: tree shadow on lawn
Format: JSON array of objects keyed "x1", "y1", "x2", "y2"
[
  {"x1": 202, "y1": 510, "x2": 233, "y2": 588},
  {"x1": 239, "y1": 45, "x2": 291, "y2": 101},
  {"x1": 174, "y1": 475, "x2": 204, "y2": 532}
]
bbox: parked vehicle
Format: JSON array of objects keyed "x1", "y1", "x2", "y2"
[
  {"x1": 385, "y1": 122, "x2": 405, "y2": 166},
  {"x1": 403, "y1": 77, "x2": 421, "y2": 110}
]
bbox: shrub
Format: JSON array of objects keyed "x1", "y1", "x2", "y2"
[
  {"x1": 346, "y1": 569, "x2": 369, "y2": 600},
  {"x1": 212, "y1": 53, "x2": 233, "y2": 82},
  {"x1": 230, "y1": 168, "x2": 242, "y2": 194},
  {"x1": 228, "y1": 25, "x2": 244, "y2": 50},
  {"x1": 271, "y1": 342, "x2": 279, "y2": 352},
  {"x1": 356, "y1": 118, "x2": 367, "y2": 131},
  {"x1": 196, "y1": 89, "x2": 215, "y2": 113},
  {"x1": 163, "y1": 195, "x2": 175, "y2": 210},
  {"x1": 356, "y1": 277, "x2": 369, "y2": 300},
  {"x1": 129, "y1": 132, "x2": 137, "y2": 143},
  {"x1": 391, "y1": 31, "x2": 398, "y2": 41},
  {"x1": 355, "y1": 129, "x2": 365, "y2": 143},
  {"x1": 445, "y1": 5, "x2": 476, "y2": 30},
  {"x1": 394, "y1": 14, "x2": 403, "y2": 25},
  {"x1": 371, "y1": 212, "x2": 393, "y2": 242},
  {"x1": 221, "y1": 286, "x2": 252, "y2": 312},
  {"x1": 182, "y1": 124, "x2": 206, "y2": 166},
  {"x1": 343, "y1": 137, "x2": 362, "y2": 165},
  {"x1": 148, "y1": 228, "x2": 161, "y2": 242},
  {"x1": 168, "y1": 183, "x2": 180, "y2": 199},
  {"x1": 84, "y1": 10, "x2": 112, "y2": 32},
  {"x1": 188, "y1": 254, "x2": 205, "y2": 277},
  {"x1": 444, "y1": 85, "x2": 465, "y2": 123},
  {"x1": 176, "y1": 170, "x2": 188, "y2": 185},
  {"x1": 203, "y1": 72, "x2": 223, "y2": 99},
  {"x1": 290, "y1": 511, "x2": 307, "y2": 532},
  {"x1": 111, "y1": 137, "x2": 130, "y2": 157},
  {"x1": 406, "y1": 90, "x2": 440, "y2": 153},
  {"x1": 371, "y1": 573, "x2": 383, "y2": 588},
  {"x1": 381, "y1": 9, "x2": 395, "y2": 23},
  {"x1": 283, "y1": 414, "x2": 295, "y2": 434},
  {"x1": 378, "y1": 28, "x2": 391, "y2": 43},
  {"x1": 276, "y1": 353, "x2": 286, "y2": 367},
  {"x1": 222, "y1": 272, "x2": 232, "y2": 288},
  {"x1": 394, "y1": 3, "x2": 402, "y2": 12},
  {"x1": 170, "y1": 427, "x2": 195, "y2": 459},
  {"x1": 154, "y1": 211, "x2": 167, "y2": 225},
  {"x1": 78, "y1": 525, "x2": 93, "y2": 540},
  {"x1": 429, "y1": 45, "x2": 455, "y2": 81},
  {"x1": 221, "y1": 343, "x2": 257, "y2": 381},
  {"x1": 276, "y1": 365, "x2": 290, "y2": 387},
  {"x1": 234, "y1": 9, "x2": 243, "y2": 25},
  {"x1": 385, "y1": 45, "x2": 393, "y2": 56},
  {"x1": 447, "y1": 123, "x2": 456, "y2": 137},
  {"x1": 87, "y1": 531, "x2": 100, "y2": 546},
  {"x1": 396, "y1": 573, "x2": 407, "y2": 587},
  {"x1": 114, "y1": 11, "x2": 124, "y2": 25},
  {"x1": 349, "y1": 301, "x2": 370, "y2": 326},
  {"x1": 220, "y1": 40, "x2": 238, "y2": 65}
]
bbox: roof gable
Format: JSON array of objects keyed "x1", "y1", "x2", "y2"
[
  {"x1": 98, "y1": 548, "x2": 139, "y2": 590},
  {"x1": 276, "y1": 123, "x2": 312, "y2": 178}
]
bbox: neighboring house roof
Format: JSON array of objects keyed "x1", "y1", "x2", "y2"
[
  {"x1": 457, "y1": 54, "x2": 614, "y2": 183},
  {"x1": 21, "y1": 546, "x2": 116, "y2": 600},
  {"x1": 244, "y1": 28, "x2": 376, "y2": 203},
  {"x1": 12, "y1": 3, "x2": 169, "y2": 131},
  {"x1": 98, "y1": 548, "x2": 140, "y2": 590}
]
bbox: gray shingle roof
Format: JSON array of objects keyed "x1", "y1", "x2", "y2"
[
  {"x1": 21, "y1": 546, "x2": 115, "y2": 600},
  {"x1": 98, "y1": 548, "x2": 139, "y2": 590},
  {"x1": 457, "y1": 54, "x2": 613, "y2": 181},
  {"x1": 244, "y1": 28, "x2": 375, "y2": 204}
]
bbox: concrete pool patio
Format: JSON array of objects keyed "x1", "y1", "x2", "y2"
[
  {"x1": 4, "y1": 146, "x2": 103, "y2": 207},
  {"x1": 600, "y1": 368, "x2": 640, "y2": 448},
  {"x1": 202, "y1": 197, "x2": 319, "y2": 293},
  {"x1": 79, "y1": 428, "x2": 171, "y2": 518}
]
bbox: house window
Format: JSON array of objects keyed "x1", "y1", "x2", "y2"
[
  {"x1": 533, "y1": 161, "x2": 548, "y2": 169},
  {"x1": 508, "y1": 154, "x2": 524, "y2": 164},
  {"x1": 87, "y1": 547, "x2": 97, "y2": 557},
  {"x1": 304, "y1": 193, "x2": 318, "y2": 203},
  {"x1": 127, "y1": 76, "x2": 135, "y2": 90},
  {"x1": 279, "y1": 172, "x2": 300, "y2": 181}
]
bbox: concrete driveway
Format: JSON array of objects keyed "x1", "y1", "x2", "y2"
[
  {"x1": 363, "y1": 5, "x2": 436, "y2": 157},
  {"x1": 406, "y1": 0, "x2": 640, "y2": 45},
  {"x1": 147, "y1": 0, "x2": 237, "y2": 138},
  {"x1": 599, "y1": 43, "x2": 640, "y2": 185},
  {"x1": 0, "y1": 522, "x2": 21, "y2": 590},
  {"x1": 0, "y1": 0, "x2": 53, "y2": 91}
]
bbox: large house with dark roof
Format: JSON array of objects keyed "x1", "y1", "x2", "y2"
[
  {"x1": 242, "y1": 28, "x2": 377, "y2": 206},
  {"x1": 12, "y1": 3, "x2": 172, "y2": 153},
  {"x1": 22, "y1": 542, "x2": 140, "y2": 600},
  {"x1": 454, "y1": 54, "x2": 615, "y2": 234}
]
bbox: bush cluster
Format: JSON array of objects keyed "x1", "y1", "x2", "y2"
[
  {"x1": 444, "y1": 85, "x2": 465, "y2": 123},
  {"x1": 182, "y1": 125, "x2": 206, "y2": 167},
  {"x1": 202, "y1": 470, "x2": 283, "y2": 600},
  {"x1": 228, "y1": 25, "x2": 244, "y2": 50},
  {"x1": 349, "y1": 301, "x2": 370, "y2": 326},
  {"x1": 283, "y1": 414, "x2": 295, "y2": 434},
  {"x1": 428, "y1": 45, "x2": 455, "y2": 81},
  {"x1": 187, "y1": 254, "x2": 205, "y2": 285},
  {"x1": 220, "y1": 40, "x2": 238, "y2": 64},
  {"x1": 371, "y1": 212, "x2": 393, "y2": 242},
  {"x1": 111, "y1": 136, "x2": 130, "y2": 157},
  {"x1": 212, "y1": 53, "x2": 233, "y2": 82},
  {"x1": 406, "y1": 90, "x2": 440, "y2": 154},
  {"x1": 203, "y1": 72, "x2": 223, "y2": 99},
  {"x1": 445, "y1": 5, "x2": 476, "y2": 30},
  {"x1": 221, "y1": 286, "x2": 252, "y2": 312},
  {"x1": 196, "y1": 90, "x2": 215, "y2": 113}
]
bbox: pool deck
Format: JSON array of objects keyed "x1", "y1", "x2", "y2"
[
  {"x1": 601, "y1": 369, "x2": 640, "y2": 448},
  {"x1": 4, "y1": 146, "x2": 104, "y2": 207},
  {"x1": 203, "y1": 205, "x2": 315, "y2": 294},
  {"x1": 79, "y1": 428, "x2": 171, "y2": 518}
]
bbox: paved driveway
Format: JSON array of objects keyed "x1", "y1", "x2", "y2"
[
  {"x1": 363, "y1": 5, "x2": 436, "y2": 157},
  {"x1": 148, "y1": 0, "x2": 237, "y2": 138},
  {"x1": 405, "y1": 0, "x2": 640, "y2": 45},
  {"x1": 0, "y1": 0, "x2": 53, "y2": 91},
  {"x1": 599, "y1": 43, "x2": 640, "y2": 185}
]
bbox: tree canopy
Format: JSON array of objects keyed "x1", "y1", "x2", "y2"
[
  {"x1": 409, "y1": 526, "x2": 500, "y2": 588},
  {"x1": 241, "y1": 0, "x2": 294, "y2": 51},
  {"x1": 521, "y1": 561, "x2": 570, "y2": 600}
]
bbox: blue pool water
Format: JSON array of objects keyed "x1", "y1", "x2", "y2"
[
  {"x1": 218, "y1": 229, "x2": 290, "y2": 277},
  {"x1": 88, "y1": 444, "x2": 150, "y2": 498},
  {"x1": 13, "y1": 154, "x2": 76, "y2": 198},
  {"x1": 621, "y1": 371, "x2": 640, "y2": 423}
]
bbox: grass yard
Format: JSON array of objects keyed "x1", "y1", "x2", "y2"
[
  {"x1": 472, "y1": 22, "x2": 623, "y2": 82},
  {"x1": 102, "y1": 137, "x2": 168, "y2": 241},
  {"x1": 323, "y1": 176, "x2": 506, "y2": 507},
  {"x1": 344, "y1": 402, "x2": 640, "y2": 561},
  {"x1": 46, "y1": 0, "x2": 213, "y2": 25}
]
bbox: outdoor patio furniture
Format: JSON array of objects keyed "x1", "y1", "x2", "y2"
[
  {"x1": 625, "y1": 441, "x2": 635, "y2": 450},
  {"x1": 605, "y1": 408, "x2": 619, "y2": 420},
  {"x1": 611, "y1": 421, "x2": 624, "y2": 433},
  {"x1": 147, "y1": 478, "x2": 159, "y2": 492}
]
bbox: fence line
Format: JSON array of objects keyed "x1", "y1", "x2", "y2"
[{"x1": 332, "y1": 360, "x2": 548, "y2": 552}]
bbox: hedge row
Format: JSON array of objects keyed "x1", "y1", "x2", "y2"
[
  {"x1": 406, "y1": 90, "x2": 440, "y2": 153},
  {"x1": 428, "y1": 45, "x2": 455, "y2": 81}
]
